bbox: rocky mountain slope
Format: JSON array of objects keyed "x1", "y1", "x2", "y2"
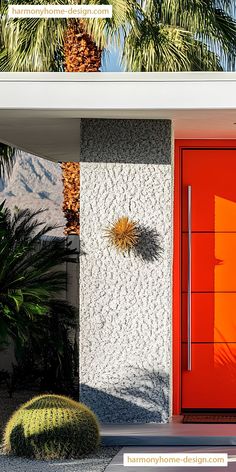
[{"x1": 0, "y1": 151, "x2": 65, "y2": 236}]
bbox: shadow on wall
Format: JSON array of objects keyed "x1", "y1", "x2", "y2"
[
  {"x1": 80, "y1": 369, "x2": 169, "y2": 424},
  {"x1": 135, "y1": 226, "x2": 163, "y2": 262},
  {"x1": 80, "y1": 227, "x2": 163, "y2": 262},
  {"x1": 80, "y1": 119, "x2": 171, "y2": 165}
]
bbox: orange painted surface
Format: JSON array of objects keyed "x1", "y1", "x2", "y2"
[
  {"x1": 179, "y1": 143, "x2": 236, "y2": 410},
  {"x1": 182, "y1": 149, "x2": 236, "y2": 232},
  {"x1": 182, "y1": 293, "x2": 236, "y2": 343},
  {"x1": 182, "y1": 344, "x2": 236, "y2": 409},
  {"x1": 182, "y1": 233, "x2": 236, "y2": 292}
]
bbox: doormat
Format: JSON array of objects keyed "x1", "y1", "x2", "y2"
[{"x1": 183, "y1": 414, "x2": 236, "y2": 424}]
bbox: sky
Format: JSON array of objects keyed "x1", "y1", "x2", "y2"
[
  {"x1": 102, "y1": 42, "x2": 236, "y2": 73},
  {"x1": 102, "y1": 45, "x2": 123, "y2": 72}
]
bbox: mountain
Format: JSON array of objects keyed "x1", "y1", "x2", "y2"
[{"x1": 0, "y1": 151, "x2": 65, "y2": 236}]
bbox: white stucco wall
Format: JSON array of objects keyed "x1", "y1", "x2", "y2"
[{"x1": 80, "y1": 119, "x2": 173, "y2": 423}]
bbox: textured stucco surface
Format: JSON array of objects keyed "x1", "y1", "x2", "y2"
[
  {"x1": 80, "y1": 119, "x2": 171, "y2": 164},
  {"x1": 80, "y1": 119, "x2": 173, "y2": 423}
]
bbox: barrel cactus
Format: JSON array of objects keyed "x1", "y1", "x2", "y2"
[{"x1": 3, "y1": 394, "x2": 100, "y2": 460}]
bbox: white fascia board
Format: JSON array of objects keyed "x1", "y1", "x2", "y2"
[
  {"x1": 1, "y1": 71, "x2": 236, "y2": 81},
  {"x1": 0, "y1": 72, "x2": 236, "y2": 112}
]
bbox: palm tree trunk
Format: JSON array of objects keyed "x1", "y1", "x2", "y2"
[
  {"x1": 62, "y1": 19, "x2": 102, "y2": 235},
  {"x1": 61, "y1": 162, "x2": 80, "y2": 235},
  {"x1": 64, "y1": 19, "x2": 102, "y2": 72}
]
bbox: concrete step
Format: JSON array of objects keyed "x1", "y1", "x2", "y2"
[{"x1": 101, "y1": 423, "x2": 236, "y2": 446}]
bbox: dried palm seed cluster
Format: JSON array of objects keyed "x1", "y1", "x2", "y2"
[{"x1": 106, "y1": 216, "x2": 140, "y2": 252}]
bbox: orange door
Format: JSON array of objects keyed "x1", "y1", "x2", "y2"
[{"x1": 181, "y1": 148, "x2": 236, "y2": 410}]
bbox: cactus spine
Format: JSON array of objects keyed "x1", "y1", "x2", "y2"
[{"x1": 3, "y1": 394, "x2": 100, "y2": 460}]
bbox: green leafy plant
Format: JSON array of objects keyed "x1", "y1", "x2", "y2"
[
  {"x1": 0, "y1": 201, "x2": 77, "y2": 350},
  {"x1": 12, "y1": 300, "x2": 79, "y2": 395},
  {"x1": 3, "y1": 394, "x2": 100, "y2": 459},
  {"x1": 0, "y1": 369, "x2": 10, "y2": 387},
  {"x1": 123, "y1": 0, "x2": 236, "y2": 72},
  {"x1": 0, "y1": 144, "x2": 15, "y2": 180}
]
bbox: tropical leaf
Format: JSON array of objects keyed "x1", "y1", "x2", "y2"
[
  {"x1": 0, "y1": 143, "x2": 15, "y2": 180},
  {"x1": 1, "y1": 1, "x2": 236, "y2": 72},
  {"x1": 0, "y1": 0, "x2": 138, "y2": 71},
  {"x1": 0, "y1": 201, "x2": 78, "y2": 346},
  {"x1": 123, "y1": 0, "x2": 236, "y2": 71}
]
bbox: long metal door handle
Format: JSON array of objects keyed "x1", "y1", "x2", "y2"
[{"x1": 187, "y1": 185, "x2": 192, "y2": 371}]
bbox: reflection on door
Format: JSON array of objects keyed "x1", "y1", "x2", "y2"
[{"x1": 181, "y1": 149, "x2": 236, "y2": 410}]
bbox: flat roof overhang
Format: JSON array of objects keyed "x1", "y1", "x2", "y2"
[{"x1": 1, "y1": 72, "x2": 236, "y2": 162}]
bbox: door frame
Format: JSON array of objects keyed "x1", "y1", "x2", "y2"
[{"x1": 172, "y1": 139, "x2": 236, "y2": 415}]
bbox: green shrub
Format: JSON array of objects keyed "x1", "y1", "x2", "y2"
[{"x1": 3, "y1": 394, "x2": 100, "y2": 460}]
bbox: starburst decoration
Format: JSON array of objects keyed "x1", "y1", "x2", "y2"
[{"x1": 105, "y1": 216, "x2": 140, "y2": 252}]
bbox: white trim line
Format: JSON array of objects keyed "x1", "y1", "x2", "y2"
[{"x1": 1, "y1": 72, "x2": 236, "y2": 82}]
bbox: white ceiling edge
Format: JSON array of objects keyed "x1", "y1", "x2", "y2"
[
  {"x1": 0, "y1": 116, "x2": 81, "y2": 162},
  {"x1": 1, "y1": 71, "x2": 236, "y2": 81}
]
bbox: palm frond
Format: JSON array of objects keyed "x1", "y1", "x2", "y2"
[
  {"x1": 0, "y1": 143, "x2": 15, "y2": 180},
  {"x1": 124, "y1": 0, "x2": 236, "y2": 71},
  {"x1": 1, "y1": 0, "x2": 67, "y2": 71},
  {"x1": 84, "y1": 0, "x2": 140, "y2": 49},
  {"x1": 0, "y1": 201, "x2": 78, "y2": 345},
  {"x1": 1, "y1": 0, "x2": 236, "y2": 72},
  {"x1": 0, "y1": 0, "x2": 141, "y2": 71}
]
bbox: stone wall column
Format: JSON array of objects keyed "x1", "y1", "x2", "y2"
[{"x1": 79, "y1": 119, "x2": 173, "y2": 423}]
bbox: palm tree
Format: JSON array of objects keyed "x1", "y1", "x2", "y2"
[
  {"x1": 0, "y1": 200, "x2": 77, "y2": 348},
  {"x1": 123, "y1": 0, "x2": 236, "y2": 72},
  {"x1": 2, "y1": 1, "x2": 236, "y2": 72},
  {"x1": 1, "y1": 0, "x2": 236, "y2": 233},
  {"x1": 222, "y1": 1, "x2": 236, "y2": 70}
]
